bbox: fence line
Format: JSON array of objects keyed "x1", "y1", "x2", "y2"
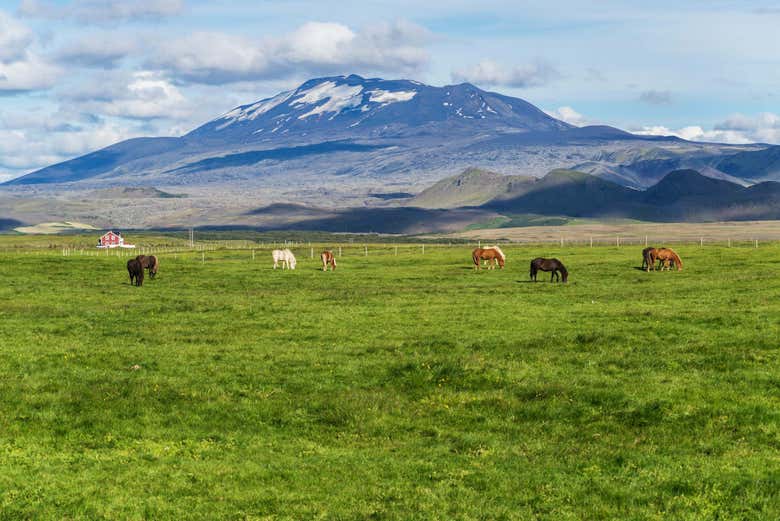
[{"x1": 8, "y1": 234, "x2": 780, "y2": 259}]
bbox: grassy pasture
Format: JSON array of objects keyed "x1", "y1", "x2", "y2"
[{"x1": 0, "y1": 237, "x2": 779, "y2": 520}]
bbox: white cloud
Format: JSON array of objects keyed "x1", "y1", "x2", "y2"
[
  {"x1": 544, "y1": 106, "x2": 595, "y2": 127},
  {"x1": 0, "y1": 10, "x2": 59, "y2": 93},
  {"x1": 62, "y1": 70, "x2": 192, "y2": 120},
  {"x1": 0, "y1": 10, "x2": 34, "y2": 62},
  {"x1": 451, "y1": 59, "x2": 560, "y2": 88},
  {"x1": 53, "y1": 33, "x2": 140, "y2": 68},
  {"x1": 18, "y1": 0, "x2": 184, "y2": 24},
  {"x1": 633, "y1": 113, "x2": 780, "y2": 144},
  {"x1": 0, "y1": 110, "x2": 143, "y2": 180},
  {"x1": 149, "y1": 20, "x2": 431, "y2": 84}
]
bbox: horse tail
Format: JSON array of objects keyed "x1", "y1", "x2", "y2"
[
  {"x1": 530, "y1": 260, "x2": 535, "y2": 279},
  {"x1": 472, "y1": 249, "x2": 480, "y2": 268}
]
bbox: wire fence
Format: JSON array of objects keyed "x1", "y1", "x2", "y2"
[{"x1": 21, "y1": 234, "x2": 776, "y2": 261}]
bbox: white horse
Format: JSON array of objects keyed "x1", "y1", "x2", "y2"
[{"x1": 272, "y1": 249, "x2": 297, "y2": 270}]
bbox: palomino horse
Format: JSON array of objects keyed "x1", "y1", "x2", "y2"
[
  {"x1": 642, "y1": 247, "x2": 658, "y2": 271},
  {"x1": 127, "y1": 258, "x2": 144, "y2": 286},
  {"x1": 136, "y1": 255, "x2": 159, "y2": 278},
  {"x1": 530, "y1": 257, "x2": 568, "y2": 282},
  {"x1": 321, "y1": 250, "x2": 337, "y2": 271},
  {"x1": 655, "y1": 248, "x2": 683, "y2": 271},
  {"x1": 272, "y1": 249, "x2": 297, "y2": 270},
  {"x1": 472, "y1": 246, "x2": 506, "y2": 270}
]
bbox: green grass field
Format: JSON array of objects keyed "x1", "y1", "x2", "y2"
[{"x1": 1, "y1": 237, "x2": 779, "y2": 520}]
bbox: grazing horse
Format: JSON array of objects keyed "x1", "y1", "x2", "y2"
[
  {"x1": 655, "y1": 248, "x2": 683, "y2": 271},
  {"x1": 472, "y1": 246, "x2": 506, "y2": 270},
  {"x1": 530, "y1": 257, "x2": 568, "y2": 282},
  {"x1": 127, "y1": 258, "x2": 144, "y2": 286},
  {"x1": 135, "y1": 255, "x2": 159, "y2": 278},
  {"x1": 321, "y1": 250, "x2": 337, "y2": 271},
  {"x1": 642, "y1": 247, "x2": 658, "y2": 271},
  {"x1": 272, "y1": 249, "x2": 297, "y2": 270}
]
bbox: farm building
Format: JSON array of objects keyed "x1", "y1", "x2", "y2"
[{"x1": 96, "y1": 231, "x2": 135, "y2": 249}]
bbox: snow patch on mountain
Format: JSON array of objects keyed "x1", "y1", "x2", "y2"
[
  {"x1": 216, "y1": 89, "x2": 295, "y2": 130},
  {"x1": 293, "y1": 81, "x2": 364, "y2": 119},
  {"x1": 368, "y1": 89, "x2": 417, "y2": 104}
]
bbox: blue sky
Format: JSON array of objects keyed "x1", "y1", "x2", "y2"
[{"x1": 0, "y1": 0, "x2": 778, "y2": 180}]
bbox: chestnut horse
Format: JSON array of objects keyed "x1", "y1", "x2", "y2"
[
  {"x1": 321, "y1": 250, "x2": 337, "y2": 271},
  {"x1": 530, "y1": 257, "x2": 568, "y2": 282},
  {"x1": 655, "y1": 248, "x2": 683, "y2": 271},
  {"x1": 127, "y1": 258, "x2": 144, "y2": 286},
  {"x1": 472, "y1": 246, "x2": 506, "y2": 270},
  {"x1": 136, "y1": 255, "x2": 159, "y2": 278}
]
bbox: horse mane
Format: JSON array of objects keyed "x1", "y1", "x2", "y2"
[
  {"x1": 491, "y1": 246, "x2": 506, "y2": 261},
  {"x1": 671, "y1": 250, "x2": 683, "y2": 269}
]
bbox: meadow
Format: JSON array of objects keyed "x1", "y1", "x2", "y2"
[{"x1": 0, "y1": 236, "x2": 778, "y2": 520}]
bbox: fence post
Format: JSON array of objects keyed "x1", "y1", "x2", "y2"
[
  {"x1": 755, "y1": 239, "x2": 758, "y2": 248},
  {"x1": 616, "y1": 236, "x2": 620, "y2": 247},
  {"x1": 252, "y1": 249, "x2": 255, "y2": 260},
  {"x1": 339, "y1": 246, "x2": 342, "y2": 257},
  {"x1": 310, "y1": 247, "x2": 314, "y2": 259},
  {"x1": 560, "y1": 237, "x2": 563, "y2": 247},
  {"x1": 201, "y1": 251, "x2": 205, "y2": 264},
  {"x1": 422, "y1": 244, "x2": 425, "y2": 254},
  {"x1": 395, "y1": 245, "x2": 398, "y2": 256},
  {"x1": 364, "y1": 245, "x2": 367, "y2": 257},
  {"x1": 645, "y1": 235, "x2": 648, "y2": 246},
  {"x1": 590, "y1": 237, "x2": 593, "y2": 248}
]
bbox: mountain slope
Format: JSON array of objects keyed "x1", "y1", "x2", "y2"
[
  {"x1": 484, "y1": 169, "x2": 637, "y2": 216},
  {"x1": 641, "y1": 169, "x2": 745, "y2": 205},
  {"x1": 408, "y1": 167, "x2": 535, "y2": 208},
  {"x1": 716, "y1": 146, "x2": 780, "y2": 182}
]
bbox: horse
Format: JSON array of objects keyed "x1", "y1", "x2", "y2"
[
  {"x1": 127, "y1": 258, "x2": 144, "y2": 286},
  {"x1": 135, "y1": 255, "x2": 159, "y2": 278},
  {"x1": 655, "y1": 248, "x2": 683, "y2": 271},
  {"x1": 642, "y1": 247, "x2": 658, "y2": 271},
  {"x1": 530, "y1": 257, "x2": 568, "y2": 282},
  {"x1": 472, "y1": 246, "x2": 506, "y2": 270},
  {"x1": 321, "y1": 250, "x2": 336, "y2": 271},
  {"x1": 272, "y1": 249, "x2": 297, "y2": 270}
]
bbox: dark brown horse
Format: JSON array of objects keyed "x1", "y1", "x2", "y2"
[
  {"x1": 127, "y1": 258, "x2": 144, "y2": 286},
  {"x1": 530, "y1": 257, "x2": 568, "y2": 282},
  {"x1": 642, "y1": 247, "x2": 658, "y2": 271},
  {"x1": 472, "y1": 246, "x2": 506, "y2": 270},
  {"x1": 136, "y1": 255, "x2": 159, "y2": 278}
]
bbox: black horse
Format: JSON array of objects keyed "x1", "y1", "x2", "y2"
[
  {"x1": 127, "y1": 258, "x2": 144, "y2": 286},
  {"x1": 530, "y1": 257, "x2": 568, "y2": 283}
]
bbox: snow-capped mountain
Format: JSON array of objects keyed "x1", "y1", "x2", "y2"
[
  {"x1": 188, "y1": 74, "x2": 571, "y2": 141},
  {"x1": 4, "y1": 74, "x2": 766, "y2": 192}
]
